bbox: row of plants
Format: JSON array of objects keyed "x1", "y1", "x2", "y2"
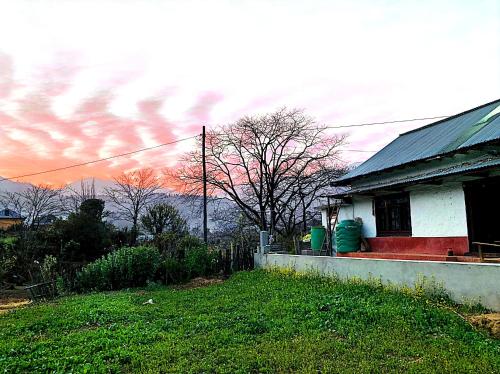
[
  {"x1": 1, "y1": 196, "x2": 257, "y2": 295},
  {"x1": 73, "y1": 244, "x2": 221, "y2": 293},
  {"x1": 0, "y1": 198, "x2": 214, "y2": 287}
]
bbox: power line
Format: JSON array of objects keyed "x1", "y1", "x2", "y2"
[
  {"x1": 0, "y1": 114, "x2": 450, "y2": 182},
  {"x1": 0, "y1": 135, "x2": 199, "y2": 183},
  {"x1": 325, "y1": 115, "x2": 451, "y2": 129},
  {"x1": 210, "y1": 114, "x2": 451, "y2": 132},
  {"x1": 340, "y1": 149, "x2": 376, "y2": 152}
]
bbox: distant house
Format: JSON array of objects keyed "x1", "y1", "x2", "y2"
[
  {"x1": 0, "y1": 208, "x2": 24, "y2": 230},
  {"x1": 331, "y1": 99, "x2": 500, "y2": 261},
  {"x1": 36, "y1": 214, "x2": 58, "y2": 227}
]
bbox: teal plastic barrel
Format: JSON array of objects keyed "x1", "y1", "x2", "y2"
[
  {"x1": 310, "y1": 226, "x2": 326, "y2": 251},
  {"x1": 335, "y1": 220, "x2": 362, "y2": 253}
]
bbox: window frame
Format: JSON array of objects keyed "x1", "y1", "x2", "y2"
[{"x1": 374, "y1": 192, "x2": 412, "y2": 237}]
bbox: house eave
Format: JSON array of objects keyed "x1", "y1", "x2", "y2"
[
  {"x1": 331, "y1": 154, "x2": 500, "y2": 198},
  {"x1": 332, "y1": 140, "x2": 500, "y2": 187}
]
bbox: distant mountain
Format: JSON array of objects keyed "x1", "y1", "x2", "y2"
[
  {"x1": 0, "y1": 177, "x2": 237, "y2": 233},
  {"x1": 106, "y1": 194, "x2": 237, "y2": 232},
  {"x1": 0, "y1": 178, "x2": 31, "y2": 193},
  {"x1": 66, "y1": 178, "x2": 116, "y2": 195}
]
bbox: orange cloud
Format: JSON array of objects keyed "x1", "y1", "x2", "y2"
[{"x1": 0, "y1": 54, "x2": 219, "y2": 188}]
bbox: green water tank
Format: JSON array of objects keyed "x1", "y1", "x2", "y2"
[
  {"x1": 310, "y1": 226, "x2": 326, "y2": 251},
  {"x1": 335, "y1": 220, "x2": 362, "y2": 253}
]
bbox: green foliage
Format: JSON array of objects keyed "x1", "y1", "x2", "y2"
[
  {"x1": 0, "y1": 271, "x2": 498, "y2": 373},
  {"x1": 56, "y1": 198, "x2": 111, "y2": 261},
  {"x1": 178, "y1": 235, "x2": 204, "y2": 254},
  {"x1": 75, "y1": 246, "x2": 161, "y2": 292},
  {"x1": 155, "y1": 232, "x2": 203, "y2": 260},
  {"x1": 159, "y1": 244, "x2": 219, "y2": 284},
  {"x1": 184, "y1": 246, "x2": 218, "y2": 277},
  {"x1": 0, "y1": 230, "x2": 59, "y2": 283},
  {"x1": 140, "y1": 203, "x2": 187, "y2": 236},
  {"x1": 79, "y1": 198, "x2": 105, "y2": 221},
  {"x1": 0, "y1": 236, "x2": 17, "y2": 283},
  {"x1": 0, "y1": 236, "x2": 17, "y2": 249},
  {"x1": 162, "y1": 257, "x2": 187, "y2": 284},
  {"x1": 40, "y1": 255, "x2": 58, "y2": 282}
]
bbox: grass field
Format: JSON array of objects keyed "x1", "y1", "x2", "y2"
[{"x1": 0, "y1": 270, "x2": 499, "y2": 373}]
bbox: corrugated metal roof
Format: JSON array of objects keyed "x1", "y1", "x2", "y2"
[
  {"x1": 333, "y1": 153, "x2": 500, "y2": 196},
  {"x1": 335, "y1": 99, "x2": 500, "y2": 184}
]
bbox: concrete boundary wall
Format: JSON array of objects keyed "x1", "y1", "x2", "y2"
[{"x1": 254, "y1": 253, "x2": 500, "y2": 311}]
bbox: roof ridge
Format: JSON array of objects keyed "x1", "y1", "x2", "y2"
[{"x1": 399, "y1": 98, "x2": 500, "y2": 136}]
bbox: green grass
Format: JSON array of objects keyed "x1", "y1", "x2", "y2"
[{"x1": 0, "y1": 271, "x2": 499, "y2": 373}]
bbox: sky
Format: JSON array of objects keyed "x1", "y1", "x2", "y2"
[{"x1": 0, "y1": 0, "x2": 499, "y2": 186}]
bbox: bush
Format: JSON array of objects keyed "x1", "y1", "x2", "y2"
[
  {"x1": 74, "y1": 246, "x2": 161, "y2": 292},
  {"x1": 0, "y1": 236, "x2": 17, "y2": 284},
  {"x1": 163, "y1": 257, "x2": 187, "y2": 284},
  {"x1": 184, "y1": 246, "x2": 218, "y2": 278},
  {"x1": 40, "y1": 255, "x2": 58, "y2": 282},
  {"x1": 155, "y1": 232, "x2": 204, "y2": 259}
]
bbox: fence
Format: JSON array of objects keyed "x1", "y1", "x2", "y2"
[{"x1": 216, "y1": 243, "x2": 254, "y2": 274}]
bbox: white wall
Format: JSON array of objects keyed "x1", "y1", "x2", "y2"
[
  {"x1": 337, "y1": 196, "x2": 376, "y2": 238},
  {"x1": 336, "y1": 184, "x2": 468, "y2": 239},
  {"x1": 255, "y1": 253, "x2": 500, "y2": 311},
  {"x1": 409, "y1": 184, "x2": 468, "y2": 237},
  {"x1": 321, "y1": 209, "x2": 328, "y2": 227}
]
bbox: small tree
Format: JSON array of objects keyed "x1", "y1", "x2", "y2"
[
  {"x1": 56, "y1": 198, "x2": 110, "y2": 261},
  {"x1": 105, "y1": 169, "x2": 162, "y2": 244},
  {"x1": 140, "y1": 203, "x2": 187, "y2": 237},
  {"x1": 61, "y1": 179, "x2": 97, "y2": 214}
]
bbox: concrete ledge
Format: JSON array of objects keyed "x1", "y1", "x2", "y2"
[{"x1": 254, "y1": 253, "x2": 500, "y2": 311}]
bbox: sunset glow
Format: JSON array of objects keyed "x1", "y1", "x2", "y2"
[{"x1": 0, "y1": 0, "x2": 498, "y2": 186}]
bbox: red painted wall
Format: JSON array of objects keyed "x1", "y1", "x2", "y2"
[{"x1": 366, "y1": 237, "x2": 469, "y2": 256}]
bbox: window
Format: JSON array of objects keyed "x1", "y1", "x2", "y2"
[{"x1": 375, "y1": 193, "x2": 412, "y2": 236}]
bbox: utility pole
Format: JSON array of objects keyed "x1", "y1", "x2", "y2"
[{"x1": 202, "y1": 125, "x2": 208, "y2": 244}]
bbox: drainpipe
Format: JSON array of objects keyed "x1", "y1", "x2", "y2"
[
  {"x1": 327, "y1": 196, "x2": 332, "y2": 256},
  {"x1": 260, "y1": 231, "x2": 269, "y2": 254}
]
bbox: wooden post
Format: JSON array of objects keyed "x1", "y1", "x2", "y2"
[{"x1": 230, "y1": 242, "x2": 234, "y2": 272}]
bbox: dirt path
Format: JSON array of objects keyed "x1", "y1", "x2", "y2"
[
  {"x1": 0, "y1": 288, "x2": 30, "y2": 314},
  {"x1": 173, "y1": 277, "x2": 225, "y2": 290},
  {"x1": 469, "y1": 313, "x2": 500, "y2": 339}
]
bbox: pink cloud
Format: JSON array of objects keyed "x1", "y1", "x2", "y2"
[
  {"x1": 0, "y1": 54, "x2": 186, "y2": 187},
  {"x1": 0, "y1": 52, "x2": 15, "y2": 98}
]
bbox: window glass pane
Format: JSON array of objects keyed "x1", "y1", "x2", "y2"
[{"x1": 375, "y1": 193, "x2": 411, "y2": 236}]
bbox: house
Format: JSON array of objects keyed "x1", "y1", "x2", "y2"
[
  {"x1": 0, "y1": 208, "x2": 24, "y2": 230},
  {"x1": 35, "y1": 214, "x2": 59, "y2": 227},
  {"x1": 330, "y1": 99, "x2": 500, "y2": 261}
]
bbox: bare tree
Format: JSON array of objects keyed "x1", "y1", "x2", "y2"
[
  {"x1": 105, "y1": 169, "x2": 162, "y2": 243},
  {"x1": 0, "y1": 191, "x2": 27, "y2": 218},
  {"x1": 61, "y1": 178, "x2": 97, "y2": 214},
  {"x1": 176, "y1": 107, "x2": 346, "y2": 235},
  {"x1": 1, "y1": 184, "x2": 62, "y2": 229},
  {"x1": 276, "y1": 167, "x2": 345, "y2": 235}
]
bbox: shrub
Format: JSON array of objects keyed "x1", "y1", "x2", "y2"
[
  {"x1": 0, "y1": 236, "x2": 17, "y2": 284},
  {"x1": 163, "y1": 257, "x2": 187, "y2": 284},
  {"x1": 40, "y1": 255, "x2": 58, "y2": 282},
  {"x1": 155, "y1": 232, "x2": 204, "y2": 259},
  {"x1": 74, "y1": 246, "x2": 161, "y2": 292},
  {"x1": 184, "y1": 246, "x2": 218, "y2": 278},
  {"x1": 178, "y1": 235, "x2": 204, "y2": 251}
]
